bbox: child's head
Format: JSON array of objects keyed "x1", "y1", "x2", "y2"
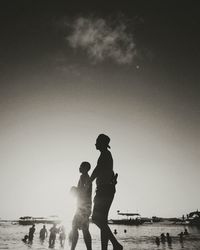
[{"x1": 79, "y1": 161, "x2": 91, "y2": 174}]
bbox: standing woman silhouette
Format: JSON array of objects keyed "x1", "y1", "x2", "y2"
[{"x1": 91, "y1": 134, "x2": 123, "y2": 250}]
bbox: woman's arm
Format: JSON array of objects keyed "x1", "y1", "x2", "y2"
[{"x1": 90, "y1": 165, "x2": 101, "y2": 182}]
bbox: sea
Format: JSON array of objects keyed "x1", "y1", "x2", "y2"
[{"x1": 0, "y1": 221, "x2": 200, "y2": 250}]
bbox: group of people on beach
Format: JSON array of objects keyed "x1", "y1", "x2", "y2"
[
  {"x1": 155, "y1": 228, "x2": 189, "y2": 246},
  {"x1": 48, "y1": 224, "x2": 66, "y2": 248},
  {"x1": 22, "y1": 134, "x2": 123, "y2": 250},
  {"x1": 22, "y1": 224, "x2": 66, "y2": 248}
]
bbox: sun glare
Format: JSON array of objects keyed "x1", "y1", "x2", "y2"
[{"x1": 59, "y1": 188, "x2": 77, "y2": 224}]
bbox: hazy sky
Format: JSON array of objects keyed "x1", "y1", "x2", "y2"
[{"x1": 0, "y1": 1, "x2": 199, "y2": 220}]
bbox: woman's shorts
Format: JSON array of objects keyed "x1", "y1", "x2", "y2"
[{"x1": 92, "y1": 185, "x2": 115, "y2": 223}]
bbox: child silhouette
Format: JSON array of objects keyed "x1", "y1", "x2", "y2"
[{"x1": 70, "y1": 162, "x2": 92, "y2": 250}]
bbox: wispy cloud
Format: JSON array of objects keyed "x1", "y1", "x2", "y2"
[{"x1": 66, "y1": 17, "x2": 136, "y2": 65}]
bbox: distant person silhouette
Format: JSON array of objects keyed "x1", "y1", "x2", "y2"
[
  {"x1": 160, "y1": 233, "x2": 166, "y2": 243},
  {"x1": 70, "y1": 162, "x2": 92, "y2": 250},
  {"x1": 59, "y1": 226, "x2": 66, "y2": 247},
  {"x1": 40, "y1": 225, "x2": 48, "y2": 241},
  {"x1": 179, "y1": 232, "x2": 184, "y2": 243},
  {"x1": 184, "y1": 229, "x2": 189, "y2": 235},
  {"x1": 91, "y1": 134, "x2": 123, "y2": 250},
  {"x1": 28, "y1": 224, "x2": 35, "y2": 243},
  {"x1": 166, "y1": 232, "x2": 172, "y2": 244},
  {"x1": 155, "y1": 237, "x2": 160, "y2": 246},
  {"x1": 49, "y1": 223, "x2": 59, "y2": 248},
  {"x1": 22, "y1": 235, "x2": 29, "y2": 243}
]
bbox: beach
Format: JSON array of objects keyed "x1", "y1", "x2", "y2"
[{"x1": 1, "y1": 221, "x2": 200, "y2": 250}]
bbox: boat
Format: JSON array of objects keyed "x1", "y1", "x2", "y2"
[
  {"x1": 187, "y1": 210, "x2": 200, "y2": 226},
  {"x1": 152, "y1": 216, "x2": 164, "y2": 223},
  {"x1": 109, "y1": 211, "x2": 145, "y2": 225},
  {"x1": 18, "y1": 215, "x2": 61, "y2": 225}
]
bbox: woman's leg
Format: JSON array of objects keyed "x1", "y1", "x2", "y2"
[
  {"x1": 92, "y1": 193, "x2": 123, "y2": 250},
  {"x1": 94, "y1": 220, "x2": 123, "y2": 250},
  {"x1": 101, "y1": 229, "x2": 109, "y2": 250}
]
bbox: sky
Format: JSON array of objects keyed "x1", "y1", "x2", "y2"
[{"x1": 0, "y1": 1, "x2": 199, "y2": 220}]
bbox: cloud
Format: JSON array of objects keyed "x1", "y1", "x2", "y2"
[{"x1": 66, "y1": 17, "x2": 136, "y2": 64}]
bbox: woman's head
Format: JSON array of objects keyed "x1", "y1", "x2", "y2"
[{"x1": 95, "y1": 134, "x2": 111, "y2": 150}]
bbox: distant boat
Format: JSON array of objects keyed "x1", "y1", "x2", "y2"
[
  {"x1": 187, "y1": 211, "x2": 200, "y2": 226},
  {"x1": 152, "y1": 216, "x2": 164, "y2": 223},
  {"x1": 18, "y1": 216, "x2": 61, "y2": 225},
  {"x1": 109, "y1": 211, "x2": 145, "y2": 226}
]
